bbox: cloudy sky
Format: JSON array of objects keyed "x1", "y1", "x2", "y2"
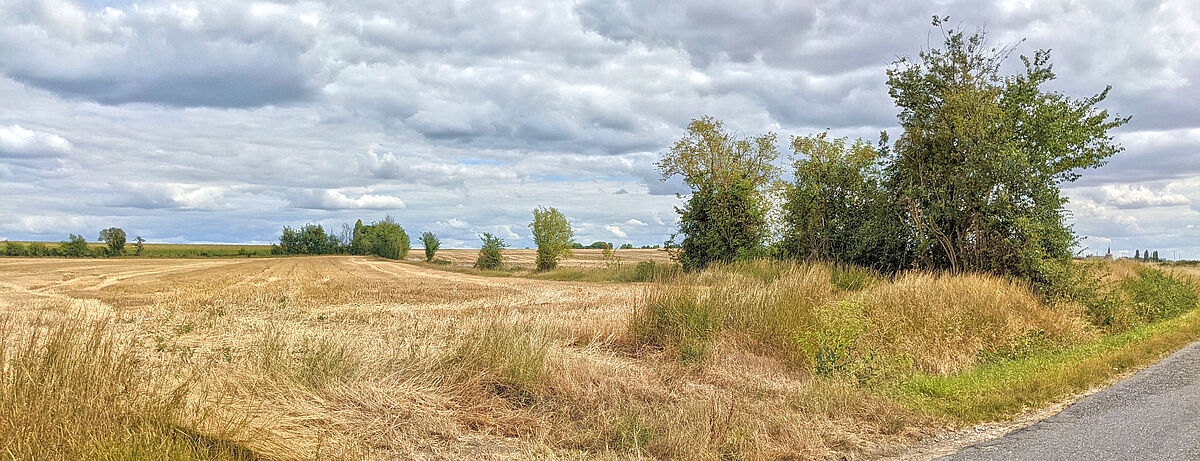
[{"x1": 0, "y1": 0, "x2": 1197, "y2": 255}]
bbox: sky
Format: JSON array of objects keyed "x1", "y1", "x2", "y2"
[{"x1": 0, "y1": 0, "x2": 1197, "y2": 256}]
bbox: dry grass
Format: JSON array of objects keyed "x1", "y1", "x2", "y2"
[{"x1": 0, "y1": 256, "x2": 1196, "y2": 460}]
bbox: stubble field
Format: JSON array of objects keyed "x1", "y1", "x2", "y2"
[{"x1": 3, "y1": 253, "x2": 1199, "y2": 460}]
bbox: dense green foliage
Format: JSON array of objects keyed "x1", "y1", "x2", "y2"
[
  {"x1": 98, "y1": 228, "x2": 126, "y2": 256},
  {"x1": 60, "y1": 234, "x2": 89, "y2": 257},
  {"x1": 133, "y1": 236, "x2": 145, "y2": 256},
  {"x1": 420, "y1": 231, "x2": 441, "y2": 262},
  {"x1": 529, "y1": 206, "x2": 575, "y2": 271},
  {"x1": 474, "y1": 233, "x2": 507, "y2": 270},
  {"x1": 351, "y1": 217, "x2": 410, "y2": 260},
  {"x1": 274, "y1": 224, "x2": 341, "y2": 255},
  {"x1": 781, "y1": 133, "x2": 909, "y2": 270},
  {"x1": 884, "y1": 18, "x2": 1127, "y2": 286},
  {"x1": 659, "y1": 116, "x2": 778, "y2": 271}
]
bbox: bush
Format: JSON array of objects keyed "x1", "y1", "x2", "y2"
[
  {"x1": 781, "y1": 133, "x2": 910, "y2": 270},
  {"x1": 658, "y1": 117, "x2": 779, "y2": 271},
  {"x1": 420, "y1": 231, "x2": 440, "y2": 262},
  {"x1": 3, "y1": 241, "x2": 26, "y2": 257},
  {"x1": 274, "y1": 223, "x2": 340, "y2": 255},
  {"x1": 60, "y1": 234, "x2": 89, "y2": 258},
  {"x1": 474, "y1": 233, "x2": 507, "y2": 270},
  {"x1": 350, "y1": 217, "x2": 410, "y2": 259},
  {"x1": 26, "y1": 242, "x2": 48, "y2": 257}
]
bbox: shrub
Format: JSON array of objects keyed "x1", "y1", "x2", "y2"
[
  {"x1": 781, "y1": 133, "x2": 910, "y2": 270},
  {"x1": 529, "y1": 206, "x2": 574, "y2": 271},
  {"x1": 474, "y1": 233, "x2": 507, "y2": 270},
  {"x1": 26, "y1": 242, "x2": 48, "y2": 257},
  {"x1": 350, "y1": 217, "x2": 410, "y2": 259},
  {"x1": 420, "y1": 231, "x2": 440, "y2": 262},
  {"x1": 60, "y1": 234, "x2": 89, "y2": 257},
  {"x1": 3, "y1": 241, "x2": 26, "y2": 257},
  {"x1": 275, "y1": 223, "x2": 341, "y2": 255}
]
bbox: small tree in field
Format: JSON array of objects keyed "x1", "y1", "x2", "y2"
[
  {"x1": 134, "y1": 236, "x2": 145, "y2": 256},
  {"x1": 529, "y1": 206, "x2": 574, "y2": 271},
  {"x1": 475, "y1": 233, "x2": 507, "y2": 270},
  {"x1": 420, "y1": 231, "x2": 441, "y2": 262},
  {"x1": 98, "y1": 227, "x2": 126, "y2": 256},
  {"x1": 659, "y1": 116, "x2": 779, "y2": 271}
]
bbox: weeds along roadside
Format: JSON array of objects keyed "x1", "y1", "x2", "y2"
[{"x1": 626, "y1": 259, "x2": 1200, "y2": 427}]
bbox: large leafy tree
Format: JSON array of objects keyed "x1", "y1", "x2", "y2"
[
  {"x1": 659, "y1": 116, "x2": 779, "y2": 271},
  {"x1": 782, "y1": 133, "x2": 910, "y2": 270},
  {"x1": 885, "y1": 17, "x2": 1128, "y2": 286},
  {"x1": 98, "y1": 227, "x2": 126, "y2": 256},
  {"x1": 529, "y1": 206, "x2": 574, "y2": 271}
]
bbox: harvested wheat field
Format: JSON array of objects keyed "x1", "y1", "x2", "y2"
[
  {"x1": 2, "y1": 256, "x2": 1199, "y2": 460},
  {"x1": 404, "y1": 248, "x2": 674, "y2": 269}
]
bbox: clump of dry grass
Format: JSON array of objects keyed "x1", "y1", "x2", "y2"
[
  {"x1": 0, "y1": 314, "x2": 252, "y2": 460},
  {"x1": 631, "y1": 261, "x2": 1093, "y2": 377},
  {"x1": 851, "y1": 271, "x2": 1093, "y2": 374}
]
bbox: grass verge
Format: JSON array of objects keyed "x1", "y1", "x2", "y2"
[{"x1": 893, "y1": 306, "x2": 1200, "y2": 424}]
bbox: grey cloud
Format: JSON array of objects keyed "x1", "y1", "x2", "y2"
[{"x1": 0, "y1": 0, "x2": 324, "y2": 107}]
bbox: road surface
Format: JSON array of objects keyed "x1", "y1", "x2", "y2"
[{"x1": 943, "y1": 341, "x2": 1200, "y2": 460}]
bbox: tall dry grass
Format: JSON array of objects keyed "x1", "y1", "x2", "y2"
[
  {"x1": 0, "y1": 315, "x2": 253, "y2": 460},
  {"x1": 631, "y1": 261, "x2": 1092, "y2": 377}
]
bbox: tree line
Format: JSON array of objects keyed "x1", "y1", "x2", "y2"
[
  {"x1": 3, "y1": 228, "x2": 143, "y2": 258},
  {"x1": 656, "y1": 17, "x2": 1130, "y2": 297}
]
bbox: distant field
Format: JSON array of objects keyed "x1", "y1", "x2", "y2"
[
  {"x1": 406, "y1": 247, "x2": 674, "y2": 268},
  {"x1": 6, "y1": 241, "x2": 275, "y2": 257}
]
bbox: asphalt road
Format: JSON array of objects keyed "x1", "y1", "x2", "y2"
[{"x1": 943, "y1": 340, "x2": 1200, "y2": 460}]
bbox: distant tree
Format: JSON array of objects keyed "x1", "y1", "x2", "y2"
[
  {"x1": 885, "y1": 17, "x2": 1128, "y2": 291},
  {"x1": 61, "y1": 234, "x2": 89, "y2": 257},
  {"x1": 420, "y1": 231, "x2": 441, "y2": 262},
  {"x1": 585, "y1": 241, "x2": 613, "y2": 250},
  {"x1": 353, "y1": 217, "x2": 410, "y2": 259},
  {"x1": 275, "y1": 224, "x2": 340, "y2": 255},
  {"x1": 659, "y1": 116, "x2": 779, "y2": 271},
  {"x1": 529, "y1": 206, "x2": 575, "y2": 271},
  {"x1": 134, "y1": 236, "x2": 146, "y2": 256},
  {"x1": 4, "y1": 241, "x2": 26, "y2": 257},
  {"x1": 1135, "y1": 250, "x2": 1141, "y2": 260},
  {"x1": 1153, "y1": 250, "x2": 1160, "y2": 261},
  {"x1": 619, "y1": 243, "x2": 634, "y2": 250},
  {"x1": 98, "y1": 227, "x2": 126, "y2": 256},
  {"x1": 27, "y1": 242, "x2": 48, "y2": 257},
  {"x1": 350, "y1": 219, "x2": 366, "y2": 254},
  {"x1": 475, "y1": 233, "x2": 507, "y2": 270}
]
